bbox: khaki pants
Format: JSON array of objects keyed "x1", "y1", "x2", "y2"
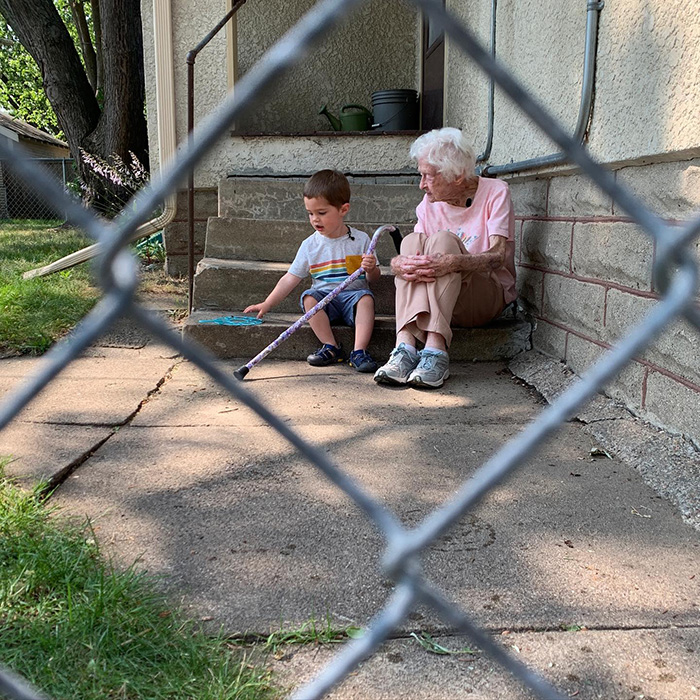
[{"x1": 395, "y1": 230, "x2": 505, "y2": 347}]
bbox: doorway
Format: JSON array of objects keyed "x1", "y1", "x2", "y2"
[{"x1": 421, "y1": 0, "x2": 445, "y2": 130}]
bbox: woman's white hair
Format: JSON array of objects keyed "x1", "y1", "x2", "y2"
[{"x1": 409, "y1": 127, "x2": 476, "y2": 182}]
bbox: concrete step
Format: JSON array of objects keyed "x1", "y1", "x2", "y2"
[
  {"x1": 183, "y1": 311, "x2": 532, "y2": 362},
  {"x1": 204, "y1": 218, "x2": 411, "y2": 262},
  {"x1": 192, "y1": 258, "x2": 398, "y2": 314},
  {"x1": 219, "y1": 176, "x2": 422, "y2": 222}
]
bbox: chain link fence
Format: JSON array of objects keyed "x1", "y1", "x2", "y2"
[
  {"x1": 0, "y1": 157, "x2": 75, "y2": 221},
  {"x1": 1, "y1": 0, "x2": 699, "y2": 698}
]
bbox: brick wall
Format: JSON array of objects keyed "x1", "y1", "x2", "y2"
[{"x1": 511, "y1": 157, "x2": 700, "y2": 445}]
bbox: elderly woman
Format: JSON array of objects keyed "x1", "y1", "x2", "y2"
[{"x1": 374, "y1": 127, "x2": 516, "y2": 388}]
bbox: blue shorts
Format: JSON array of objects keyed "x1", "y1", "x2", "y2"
[{"x1": 300, "y1": 288, "x2": 374, "y2": 326}]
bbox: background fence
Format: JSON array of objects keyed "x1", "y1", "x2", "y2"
[
  {"x1": 0, "y1": 158, "x2": 75, "y2": 221},
  {"x1": 1, "y1": 0, "x2": 699, "y2": 698}
]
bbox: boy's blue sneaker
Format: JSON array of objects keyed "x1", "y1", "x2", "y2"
[
  {"x1": 348, "y1": 349, "x2": 378, "y2": 373},
  {"x1": 307, "y1": 343, "x2": 345, "y2": 367}
]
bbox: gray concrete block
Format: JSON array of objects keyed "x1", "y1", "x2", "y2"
[
  {"x1": 542, "y1": 275, "x2": 605, "y2": 337},
  {"x1": 163, "y1": 220, "x2": 206, "y2": 256},
  {"x1": 520, "y1": 220, "x2": 571, "y2": 271},
  {"x1": 565, "y1": 333, "x2": 645, "y2": 411},
  {"x1": 54, "y1": 410, "x2": 699, "y2": 635},
  {"x1": 510, "y1": 351, "x2": 700, "y2": 525},
  {"x1": 174, "y1": 187, "x2": 219, "y2": 219},
  {"x1": 531, "y1": 319, "x2": 567, "y2": 360},
  {"x1": 514, "y1": 219, "x2": 522, "y2": 263},
  {"x1": 604, "y1": 288, "x2": 700, "y2": 385},
  {"x1": 515, "y1": 265, "x2": 544, "y2": 313},
  {"x1": 509, "y1": 177, "x2": 548, "y2": 216},
  {"x1": 165, "y1": 253, "x2": 202, "y2": 278},
  {"x1": 615, "y1": 158, "x2": 700, "y2": 220},
  {"x1": 204, "y1": 218, "x2": 409, "y2": 262},
  {"x1": 645, "y1": 371, "x2": 700, "y2": 445},
  {"x1": 183, "y1": 312, "x2": 531, "y2": 362},
  {"x1": 572, "y1": 222, "x2": 654, "y2": 291},
  {"x1": 547, "y1": 173, "x2": 614, "y2": 217},
  {"x1": 191, "y1": 259, "x2": 397, "y2": 314},
  {"x1": 219, "y1": 177, "x2": 422, "y2": 223}
]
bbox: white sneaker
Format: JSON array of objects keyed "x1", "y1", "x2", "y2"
[
  {"x1": 407, "y1": 349, "x2": 450, "y2": 388},
  {"x1": 373, "y1": 343, "x2": 420, "y2": 385}
]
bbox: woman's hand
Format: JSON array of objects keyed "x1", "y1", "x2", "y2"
[{"x1": 391, "y1": 252, "x2": 454, "y2": 282}]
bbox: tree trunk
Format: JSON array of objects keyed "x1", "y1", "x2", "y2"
[
  {"x1": 0, "y1": 0, "x2": 149, "y2": 213},
  {"x1": 0, "y1": 0, "x2": 100, "y2": 161},
  {"x1": 83, "y1": 0, "x2": 148, "y2": 169},
  {"x1": 68, "y1": 0, "x2": 97, "y2": 92}
]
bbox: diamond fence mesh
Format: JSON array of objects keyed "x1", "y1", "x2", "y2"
[
  {"x1": 1, "y1": 0, "x2": 699, "y2": 698},
  {"x1": 0, "y1": 158, "x2": 76, "y2": 221}
]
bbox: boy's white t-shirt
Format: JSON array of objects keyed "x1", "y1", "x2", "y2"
[{"x1": 288, "y1": 226, "x2": 376, "y2": 292}]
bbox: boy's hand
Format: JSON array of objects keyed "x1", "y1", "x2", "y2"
[
  {"x1": 244, "y1": 302, "x2": 269, "y2": 319},
  {"x1": 361, "y1": 253, "x2": 377, "y2": 273}
]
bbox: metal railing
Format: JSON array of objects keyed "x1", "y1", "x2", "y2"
[
  {"x1": 1, "y1": 0, "x2": 699, "y2": 698},
  {"x1": 186, "y1": 0, "x2": 247, "y2": 312}
]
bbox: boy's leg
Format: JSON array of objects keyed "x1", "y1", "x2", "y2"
[
  {"x1": 352, "y1": 294, "x2": 375, "y2": 351},
  {"x1": 303, "y1": 294, "x2": 337, "y2": 347}
]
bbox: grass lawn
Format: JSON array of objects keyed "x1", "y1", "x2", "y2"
[
  {"x1": 0, "y1": 220, "x2": 100, "y2": 356},
  {"x1": 0, "y1": 466, "x2": 275, "y2": 700},
  {"x1": 0, "y1": 220, "x2": 188, "y2": 356}
]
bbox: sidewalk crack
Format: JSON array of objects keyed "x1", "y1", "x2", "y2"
[{"x1": 42, "y1": 359, "x2": 183, "y2": 498}]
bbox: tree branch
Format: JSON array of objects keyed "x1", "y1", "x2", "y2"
[
  {"x1": 90, "y1": 0, "x2": 103, "y2": 93},
  {"x1": 68, "y1": 0, "x2": 98, "y2": 92},
  {"x1": 0, "y1": 0, "x2": 100, "y2": 160}
]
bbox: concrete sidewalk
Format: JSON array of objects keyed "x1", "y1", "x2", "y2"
[{"x1": 0, "y1": 319, "x2": 698, "y2": 700}]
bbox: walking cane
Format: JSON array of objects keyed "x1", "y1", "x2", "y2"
[{"x1": 234, "y1": 224, "x2": 402, "y2": 380}]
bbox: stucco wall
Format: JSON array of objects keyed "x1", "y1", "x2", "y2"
[
  {"x1": 445, "y1": 0, "x2": 700, "y2": 167},
  {"x1": 444, "y1": 0, "x2": 700, "y2": 444},
  {"x1": 142, "y1": 0, "x2": 420, "y2": 187},
  {"x1": 236, "y1": 0, "x2": 420, "y2": 134}
]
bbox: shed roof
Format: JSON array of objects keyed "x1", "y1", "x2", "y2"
[{"x1": 0, "y1": 112, "x2": 68, "y2": 148}]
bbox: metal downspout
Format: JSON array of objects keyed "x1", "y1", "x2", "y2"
[
  {"x1": 476, "y1": 0, "x2": 497, "y2": 164},
  {"x1": 23, "y1": 0, "x2": 178, "y2": 279},
  {"x1": 480, "y1": 0, "x2": 604, "y2": 178}
]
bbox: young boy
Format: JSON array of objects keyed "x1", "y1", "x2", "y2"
[{"x1": 244, "y1": 169, "x2": 380, "y2": 372}]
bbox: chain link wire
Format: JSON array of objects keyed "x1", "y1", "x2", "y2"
[
  {"x1": 2, "y1": 0, "x2": 700, "y2": 697},
  {"x1": 0, "y1": 158, "x2": 75, "y2": 221}
]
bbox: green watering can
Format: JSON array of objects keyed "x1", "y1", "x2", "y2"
[{"x1": 319, "y1": 103, "x2": 372, "y2": 131}]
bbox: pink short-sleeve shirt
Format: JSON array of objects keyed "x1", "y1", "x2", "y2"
[{"x1": 414, "y1": 176, "x2": 517, "y2": 304}]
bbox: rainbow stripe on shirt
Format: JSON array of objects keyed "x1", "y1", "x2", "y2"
[{"x1": 309, "y1": 258, "x2": 365, "y2": 285}]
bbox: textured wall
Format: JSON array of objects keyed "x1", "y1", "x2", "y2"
[
  {"x1": 588, "y1": 0, "x2": 700, "y2": 164},
  {"x1": 446, "y1": 0, "x2": 700, "y2": 167},
  {"x1": 446, "y1": 0, "x2": 584, "y2": 163},
  {"x1": 142, "y1": 0, "x2": 420, "y2": 187},
  {"x1": 197, "y1": 134, "x2": 417, "y2": 183},
  {"x1": 511, "y1": 158, "x2": 700, "y2": 445},
  {"x1": 444, "y1": 0, "x2": 700, "y2": 443},
  {"x1": 235, "y1": 0, "x2": 420, "y2": 133}
]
